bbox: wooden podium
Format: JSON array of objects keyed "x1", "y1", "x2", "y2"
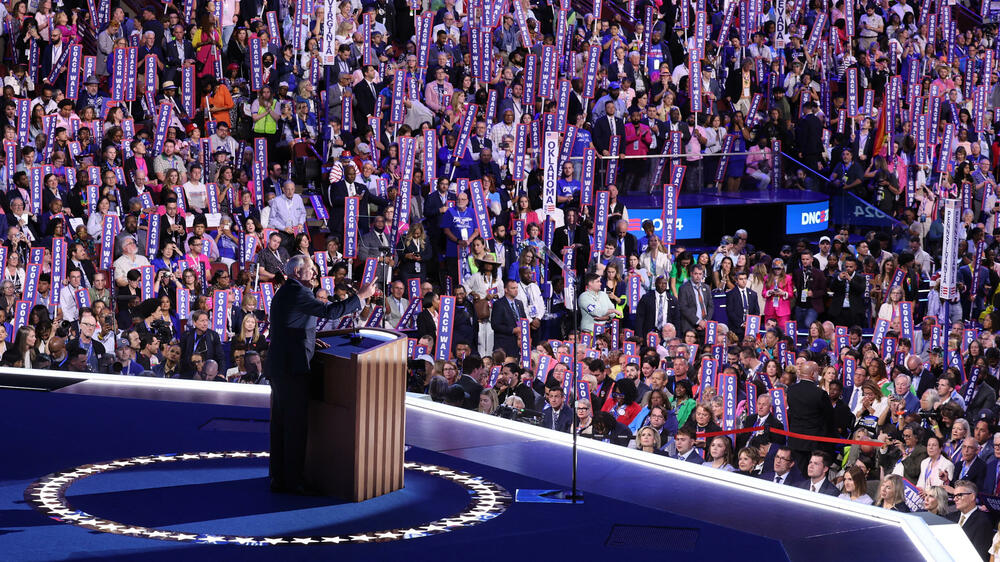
[{"x1": 305, "y1": 328, "x2": 407, "y2": 502}]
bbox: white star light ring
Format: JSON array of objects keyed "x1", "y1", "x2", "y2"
[{"x1": 24, "y1": 452, "x2": 512, "y2": 546}]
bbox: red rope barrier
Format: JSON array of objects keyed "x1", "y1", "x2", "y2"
[{"x1": 696, "y1": 426, "x2": 884, "y2": 448}]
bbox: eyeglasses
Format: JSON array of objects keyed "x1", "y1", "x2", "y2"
[{"x1": 953, "y1": 492, "x2": 973, "y2": 498}]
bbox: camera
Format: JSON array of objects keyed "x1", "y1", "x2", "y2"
[
  {"x1": 918, "y1": 409, "x2": 941, "y2": 422},
  {"x1": 495, "y1": 404, "x2": 544, "y2": 425},
  {"x1": 149, "y1": 319, "x2": 173, "y2": 344}
]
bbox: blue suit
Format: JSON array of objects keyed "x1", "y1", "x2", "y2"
[
  {"x1": 266, "y1": 279, "x2": 362, "y2": 490},
  {"x1": 675, "y1": 450, "x2": 705, "y2": 464}
]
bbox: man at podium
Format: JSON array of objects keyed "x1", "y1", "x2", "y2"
[{"x1": 266, "y1": 254, "x2": 376, "y2": 494}]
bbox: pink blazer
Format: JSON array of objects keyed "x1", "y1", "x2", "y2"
[{"x1": 763, "y1": 275, "x2": 794, "y2": 317}]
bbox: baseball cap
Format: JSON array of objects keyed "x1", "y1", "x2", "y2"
[{"x1": 819, "y1": 236, "x2": 831, "y2": 243}]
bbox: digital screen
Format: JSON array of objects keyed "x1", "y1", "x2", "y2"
[
  {"x1": 627, "y1": 208, "x2": 702, "y2": 240},
  {"x1": 785, "y1": 201, "x2": 829, "y2": 234}
]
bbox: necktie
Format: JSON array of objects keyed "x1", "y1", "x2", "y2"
[
  {"x1": 510, "y1": 299, "x2": 518, "y2": 318},
  {"x1": 695, "y1": 284, "x2": 706, "y2": 321},
  {"x1": 959, "y1": 513, "x2": 968, "y2": 527},
  {"x1": 609, "y1": 116, "x2": 615, "y2": 136},
  {"x1": 377, "y1": 231, "x2": 386, "y2": 247},
  {"x1": 775, "y1": 475, "x2": 781, "y2": 483},
  {"x1": 741, "y1": 289, "x2": 748, "y2": 312},
  {"x1": 656, "y1": 293, "x2": 666, "y2": 329},
  {"x1": 812, "y1": 483, "x2": 819, "y2": 493}
]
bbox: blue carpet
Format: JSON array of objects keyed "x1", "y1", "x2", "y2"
[
  {"x1": 65, "y1": 458, "x2": 472, "y2": 536},
  {"x1": 0, "y1": 389, "x2": 789, "y2": 561}
]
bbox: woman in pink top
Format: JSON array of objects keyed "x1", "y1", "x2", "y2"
[
  {"x1": 53, "y1": 10, "x2": 79, "y2": 44},
  {"x1": 763, "y1": 258, "x2": 794, "y2": 326}
]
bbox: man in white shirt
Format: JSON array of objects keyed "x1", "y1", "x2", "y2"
[
  {"x1": 515, "y1": 266, "x2": 545, "y2": 332},
  {"x1": 909, "y1": 236, "x2": 933, "y2": 274},
  {"x1": 182, "y1": 164, "x2": 209, "y2": 214},
  {"x1": 113, "y1": 237, "x2": 151, "y2": 288},
  {"x1": 268, "y1": 181, "x2": 307, "y2": 250},
  {"x1": 59, "y1": 269, "x2": 84, "y2": 322}
]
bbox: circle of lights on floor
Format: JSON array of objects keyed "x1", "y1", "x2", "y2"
[{"x1": 24, "y1": 451, "x2": 513, "y2": 546}]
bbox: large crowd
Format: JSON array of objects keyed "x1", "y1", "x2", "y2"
[{"x1": 2, "y1": 0, "x2": 1000, "y2": 557}]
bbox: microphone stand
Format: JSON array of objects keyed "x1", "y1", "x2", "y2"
[{"x1": 513, "y1": 245, "x2": 582, "y2": 504}]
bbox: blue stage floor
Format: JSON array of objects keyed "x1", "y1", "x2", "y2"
[{"x1": 0, "y1": 374, "x2": 973, "y2": 561}]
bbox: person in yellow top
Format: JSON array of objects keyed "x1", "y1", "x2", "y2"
[
  {"x1": 192, "y1": 14, "x2": 223, "y2": 78},
  {"x1": 251, "y1": 84, "x2": 283, "y2": 153}
]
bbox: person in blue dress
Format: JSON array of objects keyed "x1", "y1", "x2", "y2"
[{"x1": 724, "y1": 112, "x2": 752, "y2": 192}]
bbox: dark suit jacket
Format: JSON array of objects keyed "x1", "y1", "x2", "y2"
[
  {"x1": 737, "y1": 413, "x2": 785, "y2": 449},
  {"x1": 795, "y1": 477, "x2": 840, "y2": 496},
  {"x1": 592, "y1": 115, "x2": 626, "y2": 154},
  {"x1": 983, "y1": 457, "x2": 1000, "y2": 498},
  {"x1": 635, "y1": 290, "x2": 679, "y2": 338},
  {"x1": 491, "y1": 297, "x2": 527, "y2": 357},
  {"x1": 352, "y1": 78, "x2": 384, "y2": 129},
  {"x1": 552, "y1": 223, "x2": 586, "y2": 272},
  {"x1": 828, "y1": 271, "x2": 867, "y2": 321},
  {"x1": 946, "y1": 509, "x2": 993, "y2": 560},
  {"x1": 264, "y1": 279, "x2": 362, "y2": 378},
  {"x1": 609, "y1": 232, "x2": 637, "y2": 258},
  {"x1": 725, "y1": 286, "x2": 760, "y2": 335},
  {"x1": 40, "y1": 42, "x2": 68, "y2": 83},
  {"x1": 416, "y1": 309, "x2": 436, "y2": 341},
  {"x1": 785, "y1": 379, "x2": 834, "y2": 453},
  {"x1": 326, "y1": 180, "x2": 385, "y2": 236},
  {"x1": 123, "y1": 155, "x2": 153, "y2": 195},
  {"x1": 675, "y1": 450, "x2": 705, "y2": 464},
  {"x1": 468, "y1": 160, "x2": 502, "y2": 184},
  {"x1": 164, "y1": 39, "x2": 196, "y2": 69},
  {"x1": 456, "y1": 373, "x2": 483, "y2": 410},
  {"x1": 911, "y1": 369, "x2": 937, "y2": 402},
  {"x1": 66, "y1": 258, "x2": 97, "y2": 287},
  {"x1": 759, "y1": 470, "x2": 805, "y2": 487},
  {"x1": 954, "y1": 457, "x2": 988, "y2": 490},
  {"x1": 792, "y1": 266, "x2": 827, "y2": 313},
  {"x1": 850, "y1": 131, "x2": 876, "y2": 161},
  {"x1": 794, "y1": 113, "x2": 824, "y2": 155},
  {"x1": 542, "y1": 406, "x2": 573, "y2": 432},
  {"x1": 179, "y1": 327, "x2": 225, "y2": 376},
  {"x1": 676, "y1": 280, "x2": 714, "y2": 334}
]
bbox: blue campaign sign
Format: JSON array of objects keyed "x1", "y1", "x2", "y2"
[
  {"x1": 785, "y1": 201, "x2": 830, "y2": 234},
  {"x1": 627, "y1": 208, "x2": 702, "y2": 240}
]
